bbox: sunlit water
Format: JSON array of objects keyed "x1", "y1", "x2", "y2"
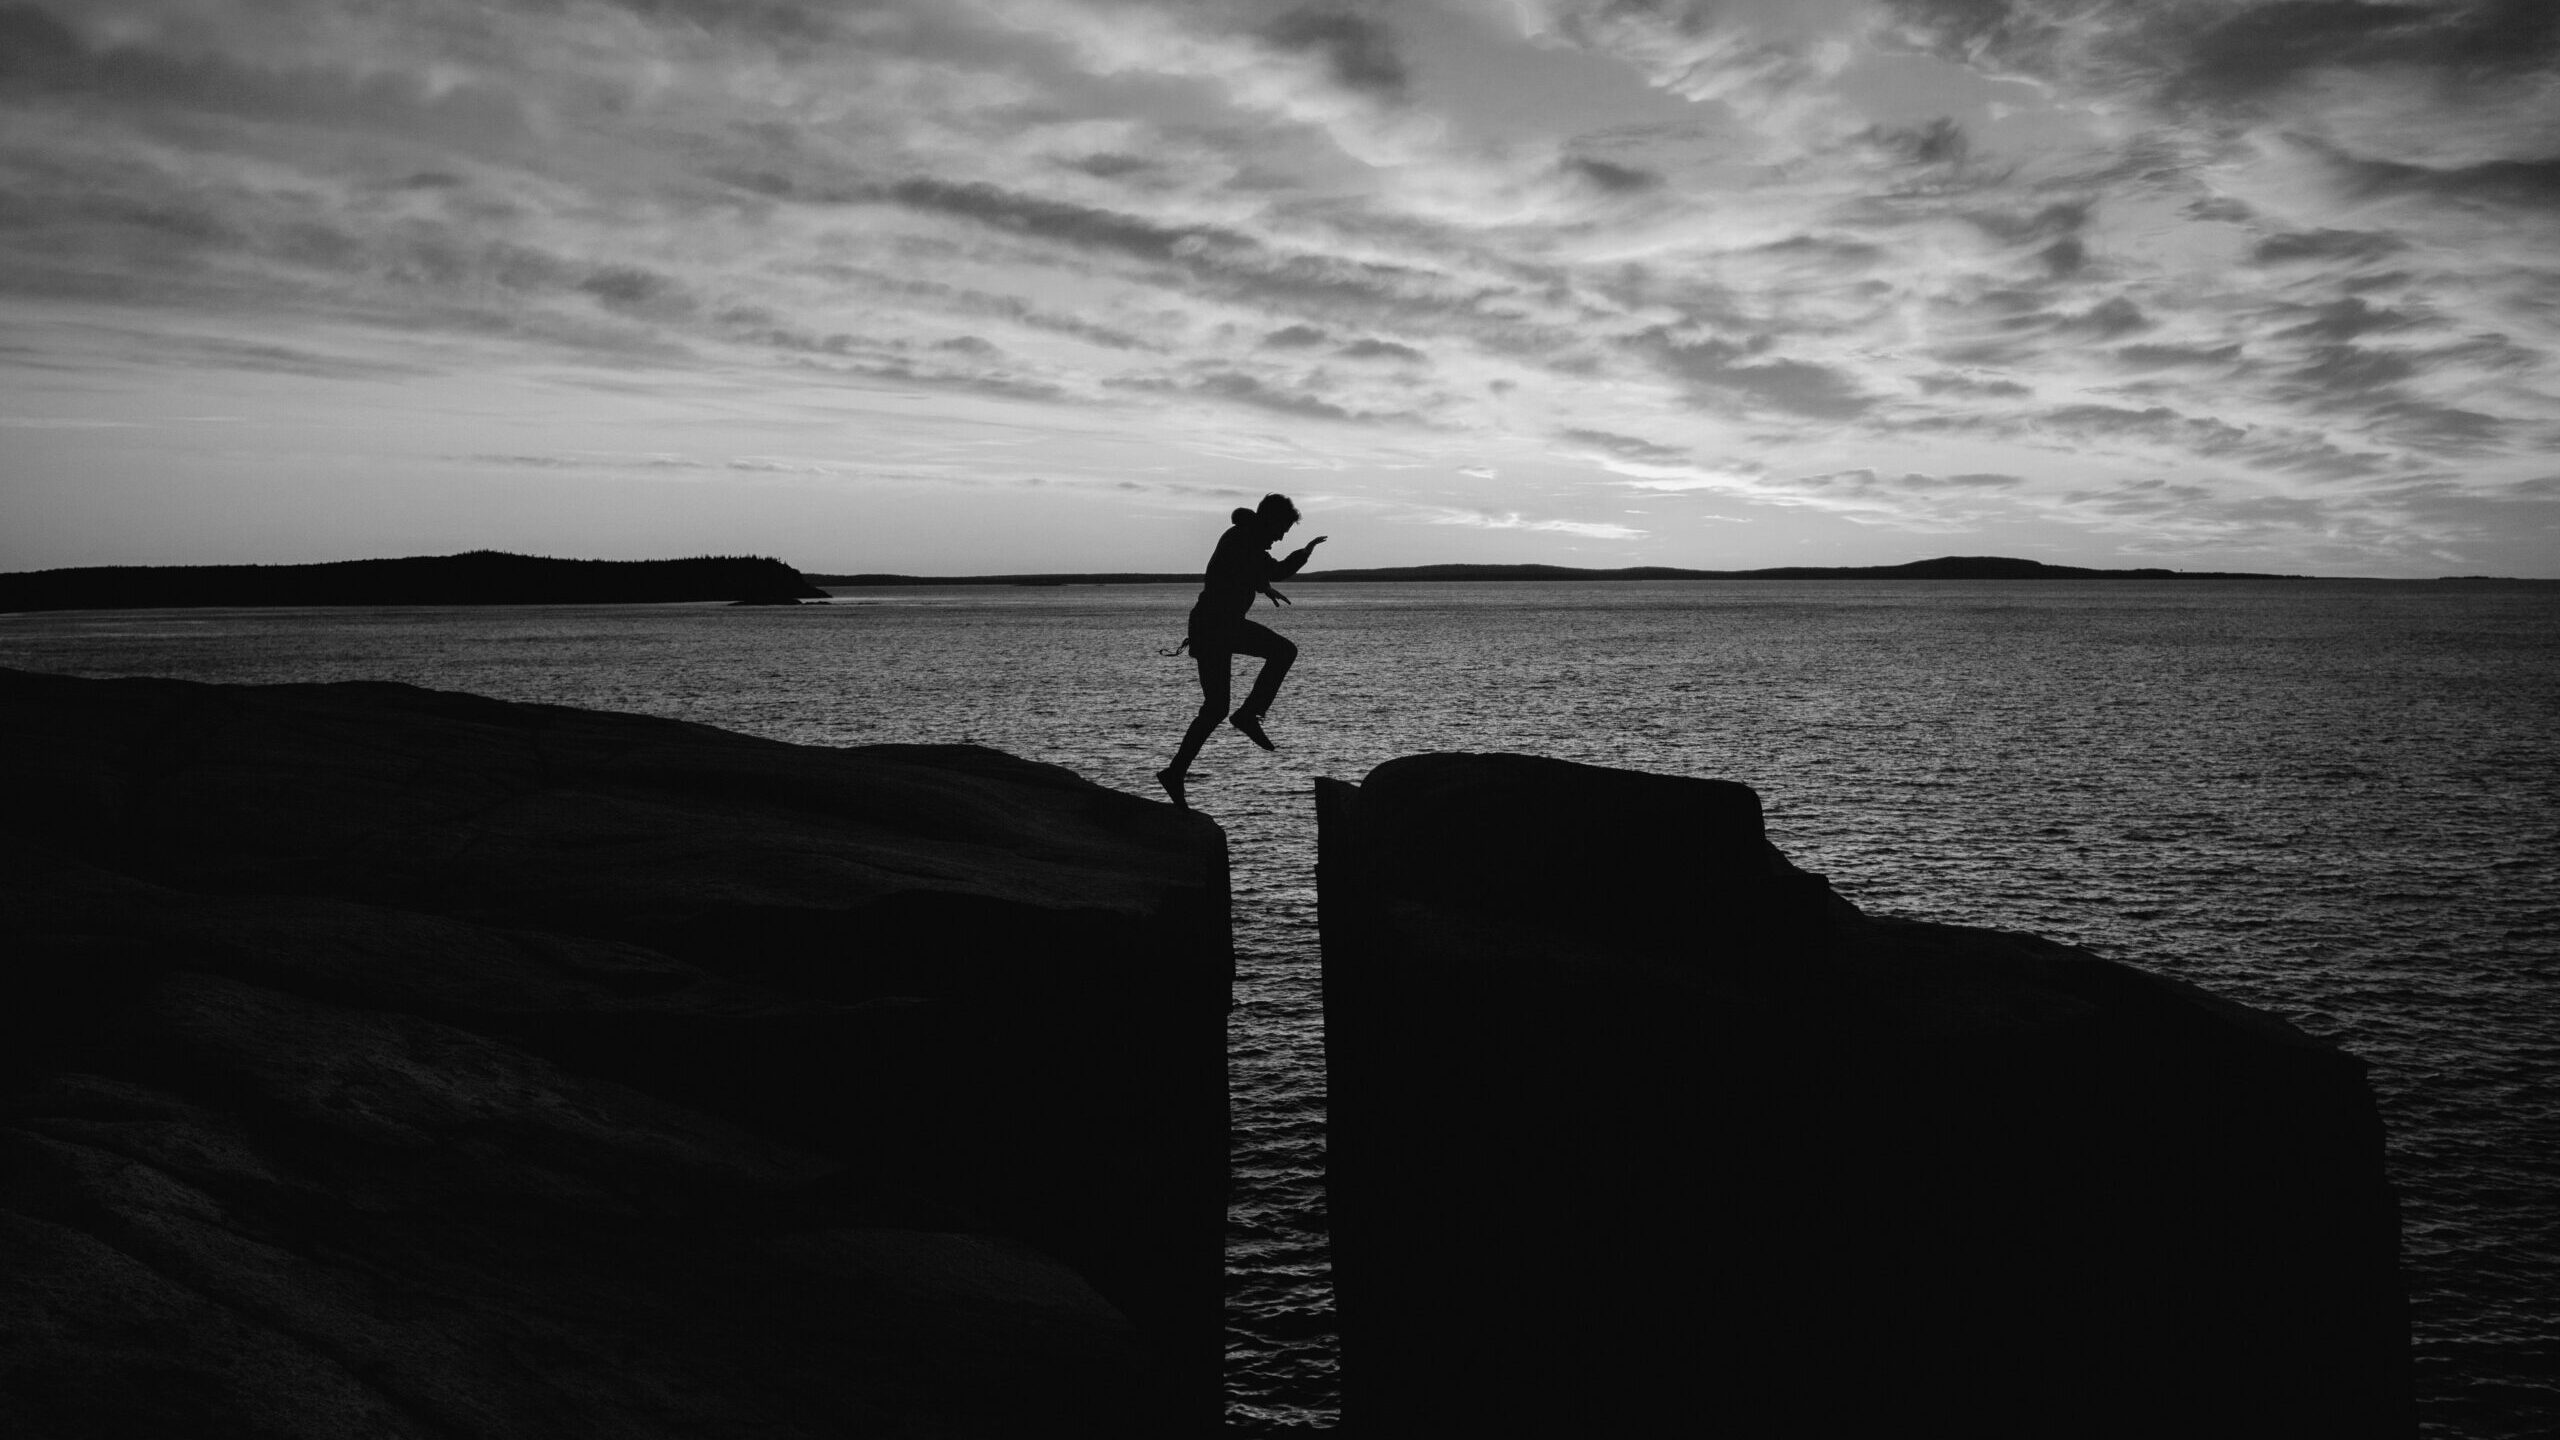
[{"x1": 5, "y1": 580, "x2": 2553, "y2": 1437}]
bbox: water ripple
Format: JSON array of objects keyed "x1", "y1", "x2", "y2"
[{"x1": 6, "y1": 580, "x2": 2552, "y2": 1437}]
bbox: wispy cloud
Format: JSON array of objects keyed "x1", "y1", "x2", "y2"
[
  {"x1": 1, "y1": 0, "x2": 2554, "y2": 573},
  {"x1": 1418, "y1": 506, "x2": 1648, "y2": 541}
]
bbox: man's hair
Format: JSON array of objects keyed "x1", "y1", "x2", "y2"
[{"x1": 1256, "y1": 493, "x2": 1300, "y2": 526}]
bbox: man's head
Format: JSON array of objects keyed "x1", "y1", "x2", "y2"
[{"x1": 1256, "y1": 493, "x2": 1300, "y2": 538}]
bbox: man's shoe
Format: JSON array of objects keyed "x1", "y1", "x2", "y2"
[
  {"x1": 1156, "y1": 767, "x2": 1189, "y2": 808},
  {"x1": 1229, "y1": 712, "x2": 1275, "y2": 751}
]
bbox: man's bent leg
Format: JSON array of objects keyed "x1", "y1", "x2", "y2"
[{"x1": 1233, "y1": 624, "x2": 1297, "y2": 721}]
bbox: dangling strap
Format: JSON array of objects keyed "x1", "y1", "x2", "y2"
[{"x1": 1159, "y1": 636, "x2": 1191, "y2": 657}]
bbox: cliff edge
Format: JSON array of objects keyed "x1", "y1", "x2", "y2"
[
  {"x1": 1317, "y1": 752, "x2": 2409, "y2": 1438},
  {"x1": 0, "y1": 667, "x2": 1230, "y2": 1437}
]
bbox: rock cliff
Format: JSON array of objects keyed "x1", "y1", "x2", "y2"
[
  {"x1": 1318, "y1": 752, "x2": 2409, "y2": 1438},
  {"x1": 0, "y1": 667, "x2": 1230, "y2": 1437}
]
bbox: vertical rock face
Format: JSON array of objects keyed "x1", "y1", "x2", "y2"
[
  {"x1": 0, "y1": 667, "x2": 1230, "y2": 1438},
  {"x1": 1318, "y1": 752, "x2": 2410, "y2": 1439}
]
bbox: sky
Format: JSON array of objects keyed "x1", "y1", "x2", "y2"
[{"x1": 2, "y1": 0, "x2": 2556, "y2": 578}]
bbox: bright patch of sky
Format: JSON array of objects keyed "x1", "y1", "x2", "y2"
[{"x1": 2, "y1": 0, "x2": 2555, "y2": 575}]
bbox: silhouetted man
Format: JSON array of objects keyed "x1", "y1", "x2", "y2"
[{"x1": 1158, "y1": 494, "x2": 1326, "y2": 808}]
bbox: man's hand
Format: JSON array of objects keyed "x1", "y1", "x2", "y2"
[{"x1": 1263, "y1": 586, "x2": 1292, "y2": 606}]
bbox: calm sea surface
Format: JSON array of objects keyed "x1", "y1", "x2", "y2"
[{"x1": 4, "y1": 580, "x2": 2554, "y2": 1437}]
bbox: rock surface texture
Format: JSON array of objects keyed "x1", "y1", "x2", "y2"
[
  {"x1": 1317, "y1": 752, "x2": 2410, "y2": 1439},
  {"x1": 0, "y1": 667, "x2": 1229, "y2": 1438}
]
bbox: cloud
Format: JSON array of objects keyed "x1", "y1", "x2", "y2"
[
  {"x1": 579, "y1": 265, "x2": 698, "y2": 320},
  {"x1": 1110, "y1": 364, "x2": 1424, "y2": 424},
  {"x1": 1823, "y1": 468, "x2": 2011, "y2": 494},
  {"x1": 1559, "y1": 427, "x2": 1690, "y2": 467},
  {"x1": 1191, "y1": 368, "x2": 1360, "y2": 420},
  {"x1": 2039, "y1": 403, "x2": 2250, "y2": 455},
  {"x1": 0, "y1": 6, "x2": 539, "y2": 152},
  {"x1": 884, "y1": 177, "x2": 1245, "y2": 265},
  {"x1": 1915, "y1": 372, "x2": 2033, "y2": 398},
  {"x1": 972, "y1": 0, "x2": 1449, "y2": 167},
  {"x1": 2328, "y1": 149, "x2": 2560, "y2": 211},
  {"x1": 1560, "y1": 155, "x2": 1662, "y2": 193},
  {"x1": 2365, "y1": 398, "x2": 2508, "y2": 453},
  {"x1": 1877, "y1": 0, "x2": 2560, "y2": 228},
  {"x1": 1511, "y1": 0, "x2": 1856, "y2": 146},
  {"x1": 1418, "y1": 505, "x2": 1645, "y2": 540},
  {"x1": 1960, "y1": 200, "x2": 2091, "y2": 248},
  {"x1": 2113, "y1": 343, "x2": 2243, "y2": 371},
  {"x1": 1882, "y1": 0, "x2": 2560, "y2": 102},
  {"x1": 2251, "y1": 229, "x2": 2407, "y2": 266},
  {"x1": 2058, "y1": 476, "x2": 2221, "y2": 518},
  {"x1": 1551, "y1": 428, "x2": 1774, "y2": 498},
  {"x1": 792, "y1": 265, "x2": 1160, "y2": 351},
  {"x1": 2, "y1": 0, "x2": 2555, "y2": 575},
  {"x1": 460, "y1": 450, "x2": 845, "y2": 475},
  {"x1": 1744, "y1": 465, "x2": 2020, "y2": 532},
  {"x1": 2288, "y1": 344, "x2": 2418, "y2": 394},
  {"x1": 818, "y1": 357, "x2": 1069, "y2": 404},
  {"x1": 1339, "y1": 337, "x2": 1425, "y2": 362},
  {"x1": 1261, "y1": 6, "x2": 1410, "y2": 100},
  {"x1": 2272, "y1": 297, "x2": 2419, "y2": 343},
  {"x1": 1612, "y1": 473, "x2": 1756, "y2": 493},
  {"x1": 2174, "y1": 1, "x2": 2447, "y2": 103},
  {"x1": 1636, "y1": 331, "x2": 1872, "y2": 419},
  {"x1": 2061, "y1": 297, "x2": 2150, "y2": 339}
]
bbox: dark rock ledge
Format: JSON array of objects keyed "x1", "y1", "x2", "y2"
[
  {"x1": 1318, "y1": 753, "x2": 2411, "y2": 1439},
  {"x1": 0, "y1": 667, "x2": 1230, "y2": 1438}
]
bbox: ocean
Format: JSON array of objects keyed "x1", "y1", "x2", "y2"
[{"x1": 4, "y1": 579, "x2": 2553, "y2": 1437}]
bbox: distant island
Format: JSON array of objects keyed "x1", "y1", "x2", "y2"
[
  {"x1": 811, "y1": 556, "x2": 2304, "y2": 586},
  {"x1": 0, "y1": 551, "x2": 829, "y2": 612}
]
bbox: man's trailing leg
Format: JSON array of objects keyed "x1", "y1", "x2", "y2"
[{"x1": 1157, "y1": 649, "x2": 1229, "y2": 806}]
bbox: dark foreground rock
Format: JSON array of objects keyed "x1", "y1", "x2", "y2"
[
  {"x1": 1318, "y1": 752, "x2": 2409, "y2": 1438},
  {"x1": 0, "y1": 667, "x2": 1229, "y2": 1438}
]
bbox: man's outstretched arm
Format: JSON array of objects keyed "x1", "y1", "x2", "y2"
[{"x1": 1267, "y1": 534, "x2": 1328, "y2": 580}]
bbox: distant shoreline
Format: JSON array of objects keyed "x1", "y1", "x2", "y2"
[
  {"x1": 814, "y1": 556, "x2": 2317, "y2": 585},
  {"x1": 5, "y1": 554, "x2": 2541, "y2": 613},
  {"x1": 0, "y1": 551, "x2": 828, "y2": 613}
]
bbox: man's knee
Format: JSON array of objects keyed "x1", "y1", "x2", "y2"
[{"x1": 1270, "y1": 635, "x2": 1299, "y2": 663}]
